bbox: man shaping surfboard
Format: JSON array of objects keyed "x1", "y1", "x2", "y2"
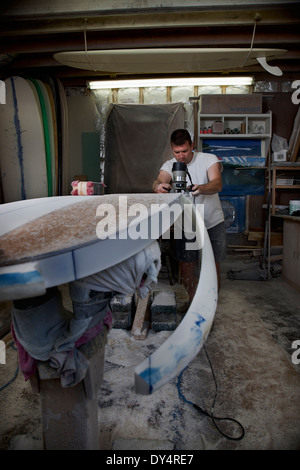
[{"x1": 153, "y1": 129, "x2": 226, "y2": 294}]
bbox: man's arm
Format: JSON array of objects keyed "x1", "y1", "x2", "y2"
[
  {"x1": 152, "y1": 170, "x2": 172, "y2": 193},
  {"x1": 191, "y1": 162, "x2": 222, "y2": 196}
]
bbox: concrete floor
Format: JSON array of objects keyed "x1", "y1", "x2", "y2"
[{"x1": 0, "y1": 257, "x2": 300, "y2": 450}]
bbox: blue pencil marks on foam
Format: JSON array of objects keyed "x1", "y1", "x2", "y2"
[
  {"x1": 0, "y1": 270, "x2": 42, "y2": 287},
  {"x1": 140, "y1": 367, "x2": 161, "y2": 392},
  {"x1": 139, "y1": 315, "x2": 207, "y2": 390},
  {"x1": 193, "y1": 314, "x2": 206, "y2": 329},
  {"x1": 11, "y1": 77, "x2": 26, "y2": 199}
]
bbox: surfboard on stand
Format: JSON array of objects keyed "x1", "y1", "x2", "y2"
[
  {"x1": 0, "y1": 193, "x2": 218, "y2": 395},
  {"x1": 0, "y1": 76, "x2": 48, "y2": 203}
]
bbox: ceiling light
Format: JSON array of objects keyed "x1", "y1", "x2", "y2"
[{"x1": 88, "y1": 76, "x2": 253, "y2": 90}]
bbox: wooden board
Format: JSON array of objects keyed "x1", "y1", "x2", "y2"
[
  {"x1": 0, "y1": 77, "x2": 48, "y2": 203},
  {"x1": 131, "y1": 292, "x2": 151, "y2": 340},
  {"x1": 54, "y1": 48, "x2": 287, "y2": 73}
]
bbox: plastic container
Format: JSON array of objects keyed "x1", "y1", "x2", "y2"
[
  {"x1": 71, "y1": 181, "x2": 105, "y2": 195},
  {"x1": 289, "y1": 200, "x2": 300, "y2": 215}
]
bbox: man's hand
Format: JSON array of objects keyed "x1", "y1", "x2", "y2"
[{"x1": 154, "y1": 182, "x2": 171, "y2": 193}]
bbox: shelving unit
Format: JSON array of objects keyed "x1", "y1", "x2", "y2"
[
  {"x1": 270, "y1": 163, "x2": 300, "y2": 215},
  {"x1": 198, "y1": 111, "x2": 272, "y2": 160},
  {"x1": 268, "y1": 163, "x2": 300, "y2": 288}
]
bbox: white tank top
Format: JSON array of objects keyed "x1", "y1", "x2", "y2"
[{"x1": 160, "y1": 152, "x2": 224, "y2": 230}]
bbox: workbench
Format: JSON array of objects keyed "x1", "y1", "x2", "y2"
[{"x1": 279, "y1": 215, "x2": 300, "y2": 291}]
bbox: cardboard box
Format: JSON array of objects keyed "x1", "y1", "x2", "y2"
[{"x1": 199, "y1": 94, "x2": 262, "y2": 114}]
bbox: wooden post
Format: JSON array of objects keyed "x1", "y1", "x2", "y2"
[
  {"x1": 131, "y1": 292, "x2": 151, "y2": 340},
  {"x1": 30, "y1": 328, "x2": 107, "y2": 450}
]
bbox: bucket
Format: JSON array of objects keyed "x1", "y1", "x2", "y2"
[{"x1": 289, "y1": 200, "x2": 300, "y2": 215}]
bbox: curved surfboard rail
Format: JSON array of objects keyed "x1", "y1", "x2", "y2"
[{"x1": 134, "y1": 195, "x2": 218, "y2": 395}]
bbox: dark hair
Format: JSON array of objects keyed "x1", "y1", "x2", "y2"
[{"x1": 170, "y1": 129, "x2": 192, "y2": 146}]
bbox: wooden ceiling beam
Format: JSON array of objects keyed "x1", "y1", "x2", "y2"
[
  {"x1": 0, "y1": 7, "x2": 299, "y2": 37},
  {"x1": 1, "y1": 24, "x2": 299, "y2": 54}
]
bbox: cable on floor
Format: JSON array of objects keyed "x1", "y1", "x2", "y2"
[
  {"x1": 176, "y1": 345, "x2": 245, "y2": 441},
  {"x1": 0, "y1": 342, "x2": 19, "y2": 392}
]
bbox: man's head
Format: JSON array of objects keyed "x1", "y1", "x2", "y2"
[{"x1": 170, "y1": 129, "x2": 193, "y2": 164}]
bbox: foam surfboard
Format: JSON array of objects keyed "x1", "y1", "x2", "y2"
[
  {"x1": 34, "y1": 79, "x2": 57, "y2": 196},
  {"x1": 44, "y1": 82, "x2": 59, "y2": 196},
  {"x1": 0, "y1": 193, "x2": 185, "y2": 294},
  {"x1": 54, "y1": 48, "x2": 287, "y2": 74},
  {"x1": 56, "y1": 79, "x2": 69, "y2": 195},
  {"x1": 28, "y1": 78, "x2": 53, "y2": 197},
  {"x1": 0, "y1": 193, "x2": 218, "y2": 395},
  {"x1": 0, "y1": 76, "x2": 48, "y2": 203}
]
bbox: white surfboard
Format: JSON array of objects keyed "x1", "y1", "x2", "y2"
[
  {"x1": 0, "y1": 193, "x2": 218, "y2": 394},
  {"x1": 54, "y1": 48, "x2": 286, "y2": 74},
  {"x1": 0, "y1": 77, "x2": 48, "y2": 203},
  {"x1": 0, "y1": 193, "x2": 184, "y2": 296},
  {"x1": 57, "y1": 79, "x2": 69, "y2": 196},
  {"x1": 0, "y1": 77, "x2": 23, "y2": 202}
]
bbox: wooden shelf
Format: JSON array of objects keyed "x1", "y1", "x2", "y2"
[
  {"x1": 274, "y1": 185, "x2": 300, "y2": 189},
  {"x1": 270, "y1": 165, "x2": 300, "y2": 215}
]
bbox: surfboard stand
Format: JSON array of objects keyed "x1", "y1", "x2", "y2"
[{"x1": 30, "y1": 328, "x2": 107, "y2": 450}]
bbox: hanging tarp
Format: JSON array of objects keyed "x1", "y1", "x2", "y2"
[{"x1": 104, "y1": 103, "x2": 185, "y2": 194}]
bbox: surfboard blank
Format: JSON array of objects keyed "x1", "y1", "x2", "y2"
[
  {"x1": 0, "y1": 77, "x2": 48, "y2": 202},
  {"x1": 54, "y1": 48, "x2": 286, "y2": 73}
]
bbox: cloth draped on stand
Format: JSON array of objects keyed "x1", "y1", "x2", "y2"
[{"x1": 12, "y1": 241, "x2": 161, "y2": 387}]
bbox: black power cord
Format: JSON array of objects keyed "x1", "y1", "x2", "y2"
[
  {"x1": 176, "y1": 345, "x2": 245, "y2": 441},
  {"x1": 0, "y1": 342, "x2": 19, "y2": 392}
]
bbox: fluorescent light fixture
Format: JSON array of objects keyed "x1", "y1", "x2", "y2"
[{"x1": 88, "y1": 76, "x2": 253, "y2": 89}]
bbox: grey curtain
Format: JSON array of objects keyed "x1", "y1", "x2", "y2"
[{"x1": 104, "y1": 103, "x2": 185, "y2": 193}]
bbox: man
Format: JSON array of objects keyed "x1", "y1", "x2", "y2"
[{"x1": 153, "y1": 128, "x2": 226, "y2": 294}]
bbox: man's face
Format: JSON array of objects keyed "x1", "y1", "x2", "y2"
[{"x1": 171, "y1": 141, "x2": 193, "y2": 164}]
